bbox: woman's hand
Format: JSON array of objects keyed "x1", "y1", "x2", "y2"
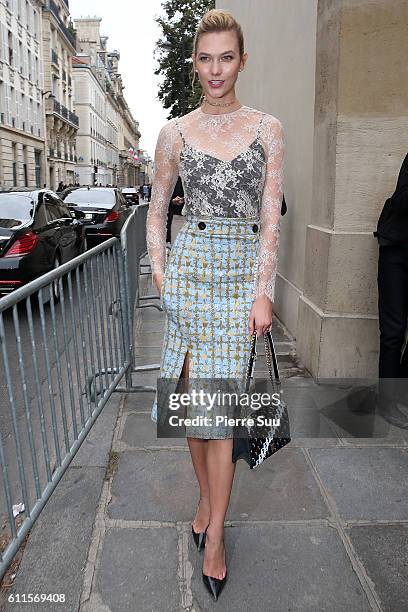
[
  {"x1": 172, "y1": 196, "x2": 184, "y2": 205},
  {"x1": 248, "y1": 295, "x2": 273, "y2": 336},
  {"x1": 153, "y1": 271, "x2": 164, "y2": 294}
]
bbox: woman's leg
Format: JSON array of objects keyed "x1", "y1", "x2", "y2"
[
  {"x1": 187, "y1": 438, "x2": 210, "y2": 531},
  {"x1": 182, "y1": 351, "x2": 211, "y2": 531},
  {"x1": 204, "y1": 438, "x2": 236, "y2": 579},
  {"x1": 182, "y1": 350, "x2": 236, "y2": 573}
]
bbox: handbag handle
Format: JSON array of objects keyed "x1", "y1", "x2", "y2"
[{"x1": 244, "y1": 331, "x2": 281, "y2": 393}]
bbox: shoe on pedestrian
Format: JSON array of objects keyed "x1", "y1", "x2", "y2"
[
  {"x1": 202, "y1": 526, "x2": 228, "y2": 601},
  {"x1": 192, "y1": 525, "x2": 207, "y2": 552},
  {"x1": 191, "y1": 498, "x2": 209, "y2": 552}
]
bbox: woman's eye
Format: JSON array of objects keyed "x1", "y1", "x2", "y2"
[{"x1": 222, "y1": 56, "x2": 233, "y2": 60}]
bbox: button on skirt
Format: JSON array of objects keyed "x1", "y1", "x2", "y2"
[{"x1": 151, "y1": 215, "x2": 260, "y2": 439}]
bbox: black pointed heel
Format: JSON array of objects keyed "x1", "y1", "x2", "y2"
[
  {"x1": 192, "y1": 525, "x2": 207, "y2": 551},
  {"x1": 191, "y1": 497, "x2": 209, "y2": 552},
  {"x1": 202, "y1": 571, "x2": 228, "y2": 601},
  {"x1": 202, "y1": 526, "x2": 228, "y2": 601}
]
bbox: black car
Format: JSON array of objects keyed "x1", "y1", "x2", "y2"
[
  {"x1": 121, "y1": 187, "x2": 139, "y2": 206},
  {"x1": 61, "y1": 187, "x2": 133, "y2": 249},
  {"x1": 0, "y1": 189, "x2": 85, "y2": 297}
]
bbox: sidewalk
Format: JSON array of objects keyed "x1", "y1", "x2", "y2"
[{"x1": 2, "y1": 216, "x2": 408, "y2": 611}]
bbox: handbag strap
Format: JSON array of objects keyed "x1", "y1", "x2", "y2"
[
  {"x1": 244, "y1": 331, "x2": 257, "y2": 393},
  {"x1": 244, "y1": 331, "x2": 281, "y2": 392},
  {"x1": 264, "y1": 331, "x2": 280, "y2": 384}
]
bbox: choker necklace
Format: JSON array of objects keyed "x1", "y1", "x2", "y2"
[{"x1": 201, "y1": 94, "x2": 239, "y2": 108}]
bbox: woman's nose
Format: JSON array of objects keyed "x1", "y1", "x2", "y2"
[{"x1": 210, "y1": 61, "x2": 222, "y2": 75}]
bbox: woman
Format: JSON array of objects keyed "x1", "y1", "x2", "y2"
[{"x1": 146, "y1": 9, "x2": 284, "y2": 601}]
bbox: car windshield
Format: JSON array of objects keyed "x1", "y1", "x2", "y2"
[
  {"x1": 63, "y1": 190, "x2": 115, "y2": 207},
  {"x1": 0, "y1": 194, "x2": 35, "y2": 228}
]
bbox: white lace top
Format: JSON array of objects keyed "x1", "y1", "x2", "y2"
[{"x1": 146, "y1": 104, "x2": 284, "y2": 302}]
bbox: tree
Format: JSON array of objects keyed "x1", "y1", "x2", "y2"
[{"x1": 154, "y1": 0, "x2": 215, "y2": 119}]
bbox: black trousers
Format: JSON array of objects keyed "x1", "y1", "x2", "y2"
[
  {"x1": 378, "y1": 245, "x2": 408, "y2": 404},
  {"x1": 166, "y1": 207, "x2": 174, "y2": 243}
]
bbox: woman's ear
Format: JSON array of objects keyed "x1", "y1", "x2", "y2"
[{"x1": 240, "y1": 52, "x2": 248, "y2": 71}]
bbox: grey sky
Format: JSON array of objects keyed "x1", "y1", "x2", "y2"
[{"x1": 69, "y1": 0, "x2": 170, "y2": 159}]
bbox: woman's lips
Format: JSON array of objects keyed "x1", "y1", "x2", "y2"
[{"x1": 208, "y1": 80, "x2": 224, "y2": 88}]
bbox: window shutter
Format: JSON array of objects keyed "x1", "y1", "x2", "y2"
[
  {"x1": 23, "y1": 45, "x2": 28, "y2": 77},
  {"x1": 15, "y1": 90, "x2": 20, "y2": 129},
  {"x1": 0, "y1": 23, "x2": 3, "y2": 63},
  {"x1": 15, "y1": 42, "x2": 21, "y2": 73},
  {"x1": 5, "y1": 84, "x2": 10, "y2": 124}
]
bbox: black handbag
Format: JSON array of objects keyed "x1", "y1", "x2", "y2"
[{"x1": 232, "y1": 330, "x2": 291, "y2": 468}]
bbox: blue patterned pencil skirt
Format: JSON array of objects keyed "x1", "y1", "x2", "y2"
[{"x1": 151, "y1": 215, "x2": 260, "y2": 439}]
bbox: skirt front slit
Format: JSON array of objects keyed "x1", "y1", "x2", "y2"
[{"x1": 151, "y1": 215, "x2": 260, "y2": 439}]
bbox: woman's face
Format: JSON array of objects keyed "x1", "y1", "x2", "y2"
[{"x1": 193, "y1": 31, "x2": 247, "y2": 101}]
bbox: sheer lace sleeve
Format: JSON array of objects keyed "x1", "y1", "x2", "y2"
[
  {"x1": 254, "y1": 115, "x2": 284, "y2": 303},
  {"x1": 146, "y1": 121, "x2": 180, "y2": 276}
]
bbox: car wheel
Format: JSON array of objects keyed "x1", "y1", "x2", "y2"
[{"x1": 52, "y1": 255, "x2": 61, "y2": 303}]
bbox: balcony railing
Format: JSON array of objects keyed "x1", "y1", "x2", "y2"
[
  {"x1": 49, "y1": 98, "x2": 79, "y2": 127},
  {"x1": 69, "y1": 110, "x2": 79, "y2": 126}
]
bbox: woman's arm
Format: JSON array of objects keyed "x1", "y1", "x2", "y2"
[
  {"x1": 255, "y1": 115, "x2": 284, "y2": 302},
  {"x1": 249, "y1": 115, "x2": 284, "y2": 334},
  {"x1": 146, "y1": 122, "x2": 180, "y2": 285}
]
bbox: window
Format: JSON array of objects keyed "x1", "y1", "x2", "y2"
[
  {"x1": 12, "y1": 143, "x2": 17, "y2": 186},
  {"x1": 8, "y1": 30, "x2": 13, "y2": 66},
  {"x1": 22, "y1": 145, "x2": 28, "y2": 187},
  {"x1": 0, "y1": 82, "x2": 4, "y2": 123},
  {"x1": 47, "y1": 194, "x2": 72, "y2": 219},
  {"x1": 34, "y1": 150, "x2": 41, "y2": 188},
  {"x1": 44, "y1": 195, "x2": 62, "y2": 221},
  {"x1": 19, "y1": 41, "x2": 23, "y2": 72},
  {"x1": 0, "y1": 194, "x2": 35, "y2": 228},
  {"x1": 33, "y1": 201, "x2": 48, "y2": 229},
  {"x1": 10, "y1": 86, "x2": 15, "y2": 127}
]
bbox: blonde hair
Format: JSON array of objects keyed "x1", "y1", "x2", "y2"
[{"x1": 191, "y1": 9, "x2": 244, "y2": 90}]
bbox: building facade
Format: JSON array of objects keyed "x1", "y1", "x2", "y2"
[
  {"x1": 0, "y1": 0, "x2": 46, "y2": 189},
  {"x1": 73, "y1": 18, "x2": 136, "y2": 186},
  {"x1": 42, "y1": 0, "x2": 78, "y2": 189},
  {"x1": 117, "y1": 98, "x2": 142, "y2": 187},
  {"x1": 72, "y1": 52, "x2": 109, "y2": 185}
]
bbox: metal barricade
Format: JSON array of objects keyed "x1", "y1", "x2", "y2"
[
  {"x1": 117, "y1": 203, "x2": 161, "y2": 394},
  {"x1": 0, "y1": 238, "x2": 129, "y2": 579},
  {"x1": 0, "y1": 205, "x2": 160, "y2": 579}
]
